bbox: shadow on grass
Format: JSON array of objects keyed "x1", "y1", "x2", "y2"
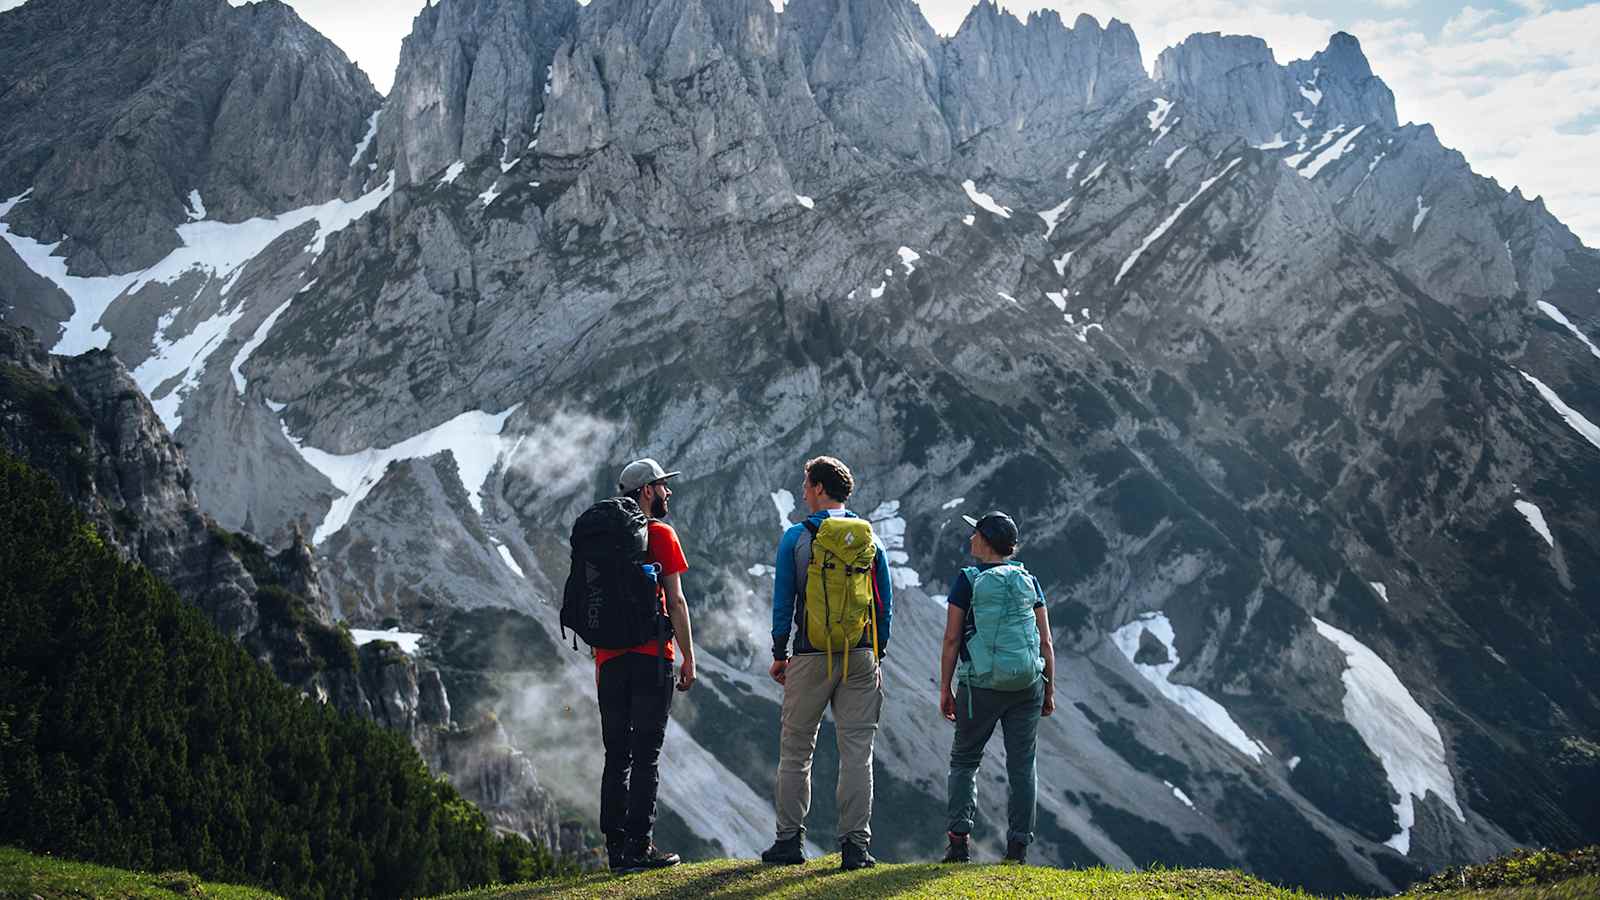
[{"x1": 709, "y1": 862, "x2": 949, "y2": 900}]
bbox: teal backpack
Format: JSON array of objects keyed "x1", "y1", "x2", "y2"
[{"x1": 957, "y1": 563, "x2": 1045, "y2": 694}]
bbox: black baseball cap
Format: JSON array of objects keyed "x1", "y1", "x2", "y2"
[{"x1": 962, "y1": 511, "x2": 1019, "y2": 549}]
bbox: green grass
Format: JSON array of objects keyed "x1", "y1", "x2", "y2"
[
  {"x1": 0, "y1": 847, "x2": 282, "y2": 899},
  {"x1": 434, "y1": 856, "x2": 1319, "y2": 899}
]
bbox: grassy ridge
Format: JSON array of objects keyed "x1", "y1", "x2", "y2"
[
  {"x1": 435, "y1": 856, "x2": 1315, "y2": 899},
  {"x1": 0, "y1": 846, "x2": 282, "y2": 899}
]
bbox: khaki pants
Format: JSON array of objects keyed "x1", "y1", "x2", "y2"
[{"x1": 775, "y1": 648, "x2": 883, "y2": 848}]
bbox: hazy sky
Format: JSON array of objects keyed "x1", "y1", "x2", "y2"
[{"x1": 2, "y1": 0, "x2": 1596, "y2": 244}]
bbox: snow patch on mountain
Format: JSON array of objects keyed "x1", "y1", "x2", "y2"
[
  {"x1": 133, "y1": 301, "x2": 247, "y2": 431},
  {"x1": 1164, "y1": 146, "x2": 1187, "y2": 170},
  {"x1": 962, "y1": 180, "x2": 1012, "y2": 218},
  {"x1": 1519, "y1": 370, "x2": 1600, "y2": 451},
  {"x1": 492, "y1": 540, "x2": 526, "y2": 579},
  {"x1": 1165, "y1": 780, "x2": 1195, "y2": 809},
  {"x1": 869, "y1": 500, "x2": 921, "y2": 589},
  {"x1": 1300, "y1": 125, "x2": 1365, "y2": 179},
  {"x1": 1514, "y1": 499, "x2": 1554, "y2": 547},
  {"x1": 350, "y1": 108, "x2": 381, "y2": 168},
  {"x1": 230, "y1": 296, "x2": 294, "y2": 395},
  {"x1": 1079, "y1": 162, "x2": 1108, "y2": 187},
  {"x1": 1112, "y1": 611, "x2": 1270, "y2": 762},
  {"x1": 1293, "y1": 111, "x2": 1314, "y2": 130},
  {"x1": 185, "y1": 190, "x2": 207, "y2": 221},
  {"x1": 1117, "y1": 158, "x2": 1242, "y2": 284},
  {"x1": 437, "y1": 161, "x2": 466, "y2": 188},
  {"x1": 1370, "y1": 581, "x2": 1389, "y2": 603},
  {"x1": 1253, "y1": 133, "x2": 1290, "y2": 150},
  {"x1": 477, "y1": 182, "x2": 503, "y2": 207},
  {"x1": 1538, "y1": 301, "x2": 1600, "y2": 359},
  {"x1": 1299, "y1": 84, "x2": 1323, "y2": 106},
  {"x1": 1412, "y1": 196, "x2": 1431, "y2": 233},
  {"x1": 941, "y1": 497, "x2": 965, "y2": 510},
  {"x1": 283, "y1": 404, "x2": 522, "y2": 544},
  {"x1": 770, "y1": 489, "x2": 795, "y2": 531},
  {"x1": 795, "y1": 194, "x2": 814, "y2": 209},
  {"x1": 351, "y1": 628, "x2": 424, "y2": 655},
  {"x1": 1039, "y1": 198, "x2": 1072, "y2": 239},
  {"x1": 1312, "y1": 617, "x2": 1464, "y2": 856},
  {"x1": 897, "y1": 246, "x2": 920, "y2": 275}
]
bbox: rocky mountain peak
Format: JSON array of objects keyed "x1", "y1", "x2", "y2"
[
  {"x1": 0, "y1": 0, "x2": 381, "y2": 273},
  {"x1": 1155, "y1": 28, "x2": 1396, "y2": 142}
]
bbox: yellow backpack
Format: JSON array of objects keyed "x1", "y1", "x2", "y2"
[{"x1": 803, "y1": 516, "x2": 880, "y2": 679}]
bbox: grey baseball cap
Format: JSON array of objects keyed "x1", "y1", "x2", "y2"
[
  {"x1": 962, "y1": 511, "x2": 1019, "y2": 548},
  {"x1": 617, "y1": 458, "x2": 681, "y2": 494}
]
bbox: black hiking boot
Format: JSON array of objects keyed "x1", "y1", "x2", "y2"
[
  {"x1": 941, "y1": 832, "x2": 971, "y2": 864},
  {"x1": 840, "y1": 841, "x2": 877, "y2": 871},
  {"x1": 760, "y1": 834, "x2": 805, "y2": 865},
  {"x1": 1003, "y1": 839, "x2": 1028, "y2": 864},
  {"x1": 620, "y1": 838, "x2": 680, "y2": 872}
]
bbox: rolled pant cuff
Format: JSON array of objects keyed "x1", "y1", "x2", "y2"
[{"x1": 1007, "y1": 831, "x2": 1035, "y2": 845}]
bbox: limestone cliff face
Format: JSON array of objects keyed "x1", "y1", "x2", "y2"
[{"x1": 0, "y1": 0, "x2": 381, "y2": 273}]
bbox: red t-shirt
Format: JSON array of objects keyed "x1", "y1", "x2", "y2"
[{"x1": 594, "y1": 520, "x2": 688, "y2": 668}]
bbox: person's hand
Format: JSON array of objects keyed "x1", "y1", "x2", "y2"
[
  {"x1": 941, "y1": 688, "x2": 957, "y2": 722},
  {"x1": 769, "y1": 659, "x2": 788, "y2": 685},
  {"x1": 676, "y1": 658, "x2": 696, "y2": 692},
  {"x1": 1042, "y1": 685, "x2": 1056, "y2": 717}
]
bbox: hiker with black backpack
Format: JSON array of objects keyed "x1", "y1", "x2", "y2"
[
  {"x1": 760, "y1": 456, "x2": 894, "y2": 872},
  {"x1": 559, "y1": 458, "x2": 696, "y2": 874},
  {"x1": 938, "y1": 511, "x2": 1056, "y2": 866}
]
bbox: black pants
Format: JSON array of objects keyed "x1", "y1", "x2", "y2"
[{"x1": 598, "y1": 652, "x2": 674, "y2": 844}]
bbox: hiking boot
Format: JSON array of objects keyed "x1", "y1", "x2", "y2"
[
  {"x1": 760, "y1": 834, "x2": 805, "y2": 865},
  {"x1": 621, "y1": 838, "x2": 680, "y2": 871},
  {"x1": 941, "y1": 832, "x2": 971, "y2": 864},
  {"x1": 1003, "y1": 839, "x2": 1028, "y2": 864},
  {"x1": 840, "y1": 841, "x2": 877, "y2": 871}
]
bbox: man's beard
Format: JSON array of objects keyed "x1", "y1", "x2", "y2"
[{"x1": 650, "y1": 495, "x2": 669, "y2": 519}]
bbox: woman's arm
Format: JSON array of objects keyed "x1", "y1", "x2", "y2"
[
  {"x1": 940, "y1": 602, "x2": 964, "y2": 721},
  {"x1": 1036, "y1": 604, "x2": 1055, "y2": 716}
]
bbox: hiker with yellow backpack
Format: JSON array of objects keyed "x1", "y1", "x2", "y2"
[
  {"x1": 761, "y1": 456, "x2": 894, "y2": 872},
  {"x1": 938, "y1": 511, "x2": 1056, "y2": 866}
]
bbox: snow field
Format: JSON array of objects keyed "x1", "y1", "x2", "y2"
[
  {"x1": 897, "y1": 246, "x2": 920, "y2": 275},
  {"x1": 770, "y1": 489, "x2": 795, "y2": 531},
  {"x1": 491, "y1": 540, "x2": 527, "y2": 579},
  {"x1": 1111, "y1": 611, "x2": 1271, "y2": 762},
  {"x1": 868, "y1": 500, "x2": 922, "y2": 589},
  {"x1": 230, "y1": 298, "x2": 294, "y2": 396},
  {"x1": 283, "y1": 404, "x2": 522, "y2": 544},
  {"x1": 1312, "y1": 617, "x2": 1464, "y2": 856},
  {"x1": 1164, "y1": 146, "x2": 1187, "y2": 170},
  {"x1": 350, "y1": 108, "x2": 381, "y2": 168},
  {"x1": 186, "y1": 190, "x2": 207, "y2": 221},
  {"x1": 795, "y1": 193, "x2": 814, "y2": 209}
]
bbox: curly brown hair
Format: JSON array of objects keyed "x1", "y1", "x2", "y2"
[{"x1": 804, "y1": 456, "x2": 855, "y2": 503}]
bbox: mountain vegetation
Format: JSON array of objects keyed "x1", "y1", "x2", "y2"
[{"x1": 0, "y1": 451, "x2": 561, "y2": 900}]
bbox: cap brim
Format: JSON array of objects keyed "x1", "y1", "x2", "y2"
[
  {"x1": 961, "y1": 515, "x2": 979, "y2": 529},
  {"x1": 659, "y1": 471, "x2": 681, "y2": 481}
]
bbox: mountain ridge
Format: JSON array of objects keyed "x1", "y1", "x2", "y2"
[{"x1": 2, "y1": 0, "x2": 1598, "y2": 891}]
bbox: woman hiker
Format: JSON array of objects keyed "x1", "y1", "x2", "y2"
[{"x1": 937, "y1": 510, "x2": 1056, "y2": 864}]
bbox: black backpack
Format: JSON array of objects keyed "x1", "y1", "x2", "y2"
[{"x1": 560, "y1": 497, "x2": 672, "y2": 651}]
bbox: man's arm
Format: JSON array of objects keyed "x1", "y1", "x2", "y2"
[
  {"x1": 770, "y1": 526, "x2": 799, "y2": 660},
  {"x1": 872, "y1": 541, "x2": 893, "y2": 654},
  {"x1": 939, "y1": 603, "x2": 963, "y2": 722},
  {"x1": 664, "y1": 572, "x2": 695, "y2": 691}
]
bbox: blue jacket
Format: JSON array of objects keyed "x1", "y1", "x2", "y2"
[{"x1": 772, "y1": 508, "x2": 894, "y2": 660}]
